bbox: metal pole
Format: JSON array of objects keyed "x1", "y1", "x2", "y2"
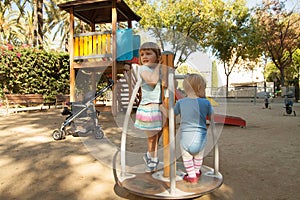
[
  {"x1": 168, "y1": 68, "x2": 176, "y2": 194},
  {"x1": 214, "y1": 143, "x2": 219, "y2": 175},
  {"x1": 120, "y1": 79, "x2": 142, "y2": 176},
  {"x1": 211, "y1": 119, "x2": 219, "y2": 175}
]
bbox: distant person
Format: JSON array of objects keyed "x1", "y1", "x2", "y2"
[
  {"x1": 134, "y1": 42, "x2": 163, "y2": 173},
  {"x1": 174, "y1": 74, "x2": 214, "y2": 183}
]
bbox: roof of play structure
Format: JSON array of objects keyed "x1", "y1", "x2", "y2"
[{"x1": 58, "y1": 0, "x2": 141, "y2": 24}]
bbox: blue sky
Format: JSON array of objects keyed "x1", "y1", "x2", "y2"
[{"x1": 246, "y1": 0, "x2": 300, "y2": 11}]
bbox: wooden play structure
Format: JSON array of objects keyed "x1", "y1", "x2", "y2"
[{"x1": 58, "y1": 0, "x2": 141, "y2": 116}]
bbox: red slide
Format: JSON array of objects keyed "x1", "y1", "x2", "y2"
[{"x1": 175, "y1": 89, "x2": 246, "y2": 128}]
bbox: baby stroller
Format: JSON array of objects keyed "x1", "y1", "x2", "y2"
[
  {"x1": 283, "y1": 91, "x2": 296, "y2": 116},
  {"x1": 52, "y1": 79, "x2": 114, "y2": 140}
]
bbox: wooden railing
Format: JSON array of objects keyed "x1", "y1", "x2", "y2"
[{"x1": 73, "y1": 32, "x2": 112, "y2": 60}]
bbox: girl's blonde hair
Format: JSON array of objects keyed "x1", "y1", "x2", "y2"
[
  {"x1": 183, "y1": 73, "x2": 206, "y2": 98},
  {"x1": 139, "y1": 42, "x2": 162, "y2": 64}
]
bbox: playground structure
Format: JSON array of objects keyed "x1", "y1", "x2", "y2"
[
  {"x1": 118, "y1": 61, "x2": 223, "y2": 199},
  {"x1": 58, "y1": 0, "x2": 142, "y2": 116}
]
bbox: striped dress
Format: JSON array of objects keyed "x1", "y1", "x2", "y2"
[{"x1": 134, "y1": 65, "x2": 162, "y2": 131}]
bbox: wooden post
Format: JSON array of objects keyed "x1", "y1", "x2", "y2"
[
  {"x1": 127, "y1": 20, "x2": 133, "y2": 99},
  {"x1": 112, "y1": 0, "x2": 117, "y2": 116},
  {"x1": 161, "y1": 52, "x2": 175, "y2": 178},
  {"x1": 69, "y1": 8, "x2": 75, "y2": 102}
]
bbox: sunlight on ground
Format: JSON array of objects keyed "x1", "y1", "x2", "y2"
[{"x1": 19, "y1": 135, "x2": 50, "y2": 143}]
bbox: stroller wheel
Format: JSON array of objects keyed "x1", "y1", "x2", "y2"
[
  {"x1": 53, "y1": 130, "x2": 63, "y2": 140},
  {"x1": 95, "y1": 128, "x2": 104, "y2": 139}
]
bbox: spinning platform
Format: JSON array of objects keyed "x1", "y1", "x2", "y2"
[{"x1": 117, "y1": 162, "x2": 223, "y2": 199}]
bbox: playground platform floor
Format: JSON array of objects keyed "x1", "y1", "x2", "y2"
[{"x1": 0, "y1": 99, "x2": 299, "y2": 200}]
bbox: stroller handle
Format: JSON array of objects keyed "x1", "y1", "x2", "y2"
[
  {"x1": 107, "y1": 78, "x2": 114, "y2": 87},
  {"x1": 79, "y1": 78, "x2": 114, "y2": 104},
  {"x1": 93, "y1": 78, "x2": 114, "y2": 100}
]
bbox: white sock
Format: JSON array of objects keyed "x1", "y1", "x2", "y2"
[{"x1": 183, "y1": 159, "x2": 196, "y2": 178}]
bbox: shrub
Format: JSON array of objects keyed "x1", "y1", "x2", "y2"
[{"x1": 0, "y1": 45, "x2": 70, "y2": 102}]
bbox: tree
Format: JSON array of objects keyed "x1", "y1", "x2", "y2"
[
  {"x1": 254, "y1": 0, "x2": 300, "y2": 88},
  {"x1": 0, "y1": 1, "x2": 25, "y2": 45},
  {"x1": 202, "y1": 0, "x2": 260, "y2": 97},
  {"x1": 292, "y1": 49, "x2": 300, "y2": 100},
  {"x1": 126, "y1": 0, "x2": 206, "y2": 67},
  {"x1": 1, "y1": 0, "x2": 64, "y2": 49}
]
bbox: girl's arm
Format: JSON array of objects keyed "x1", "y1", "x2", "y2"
[{"x1": 140, "y1": 65, "x2": 160, "y2": 87}]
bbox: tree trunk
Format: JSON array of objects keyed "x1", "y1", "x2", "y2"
[
  {"x1": 33, "y1": 0, "x2": 37, "y2": 47},
  {"x1": 33, "y1": 0, "x2": 43, "y2": 49},
  {"x1": 226, "y1": 74, "x2": 229, "y2": 98},
  {"x1": 37, "y1": 0, "x2": 43, "y2": 49},
  {"x1": 280, "y1": 68, "x2": 285, "y2": 88},
  {"x1": 295, "y1": 76, "x2": 299, "y2": 101}
]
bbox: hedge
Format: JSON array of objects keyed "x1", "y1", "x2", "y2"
[{"x1": 0, "y1": 45, "x2": 70, "y2": 102}]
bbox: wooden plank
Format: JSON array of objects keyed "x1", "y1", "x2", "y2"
[
  {"x1": 161, "y1": 60, "x2": 169, "y2": 177},
  {"x1": 74, "y1": 60, "x2": 113, "y2": 68},
  {"x1": 5, "y1": 94, "x2": 47, "y2": 113},
  {"x1": 74, "y1": 31, "x2": 111, "y2": 37},
  {"x1": 74, "y1": 37, "x2": 79, "y2": 56},
  {"x1": 101, "y1": 34, "x2": 106, "y2": 54},
  {"x1": 5, "y1": 94, "x2": 27, "y2": 105},
  {"x1": 79, "y1": 36, "x2": 84, "y2": 56},
  {"x1": 97, "y1": 35, "x2": 102, "y2": 54},
  {"x1": 74, "y1": 53, "x2": 112, "y2": 61},
  {"x1": 88, "y1": 35, "x2": 93, "y2": 55},
  {"x1": 69, "y1": 7, "x2": 76, "y2": 102},
  {"x1": 93, "y1": 35, "x2": 97, "y2": 54},
  {"x1": 55, "y1": 94, "x2": 70, "y2": 108},
  {"x1": 24, "y1": 94, "x2": 44, "y2": 105},
  {"x1": 161, "y1": 53, "x2": 175, "y2": 178},
  {"x1": 84, "y1": 36, "x2": 88, "y2": 56}
]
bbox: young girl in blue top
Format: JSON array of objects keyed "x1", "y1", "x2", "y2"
[
  {"x1": 174, "y1": 74, "x2": 214, "y2": 183},
  {"x1": 134, "y1": 42, "x2": 163, "y2": 172}
]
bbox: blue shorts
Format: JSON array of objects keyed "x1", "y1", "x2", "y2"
[{"x1": 180, "y1": 131, "x2": 207, "y2": 155}]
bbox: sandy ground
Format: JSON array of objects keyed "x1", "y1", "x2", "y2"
[{"x1": 0, "y1": 98, "x2": 299, "y2": 200}]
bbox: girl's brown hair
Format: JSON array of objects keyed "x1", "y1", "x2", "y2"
[
  {"x1": 183, "y1": 73, "x2": 206, "y2": 98},
  {"x1": 139, "y1": 42, "x2": 162, "y2": 64}
]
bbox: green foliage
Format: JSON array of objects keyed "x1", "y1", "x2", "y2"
[
  {"x1": 254, "y1": 0, "x2": 300, "y2": 86},
  {"x1": 0, "y1": 46, "x2": 70, "y2": 102},
  {"x1": 265, "y1": 49, "x2": 299, "y2": 87},
  {"x1": 126, "y1": 0, "x2": 203, "y2": 66},
  {"x1": 176, "y1": 63, "x2": 201, "y2": 75}
]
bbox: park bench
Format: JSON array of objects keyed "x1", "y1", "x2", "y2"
[
  {"x1": 55, "y1": 94, "x2": 70, "y2": 108},
  {"x1": 5, "y1": 94, "x2": 50, "y2": 113}
]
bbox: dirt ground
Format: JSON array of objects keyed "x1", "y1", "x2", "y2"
[{"x1": 0, "y1": 98, "x2": 299, "y2": 200}]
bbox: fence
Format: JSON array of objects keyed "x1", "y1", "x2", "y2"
[{"x1": 208, "y1": 87, "x2": 274, "y2": 98}]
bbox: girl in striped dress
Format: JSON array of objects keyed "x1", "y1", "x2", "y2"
[{"x1": 134, "y1": 42, "x2": 163, "y2": 173}]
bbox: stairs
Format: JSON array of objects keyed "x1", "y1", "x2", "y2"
[{"x1": 117, "y1": 68, "x2": 140, "y2": 112}]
